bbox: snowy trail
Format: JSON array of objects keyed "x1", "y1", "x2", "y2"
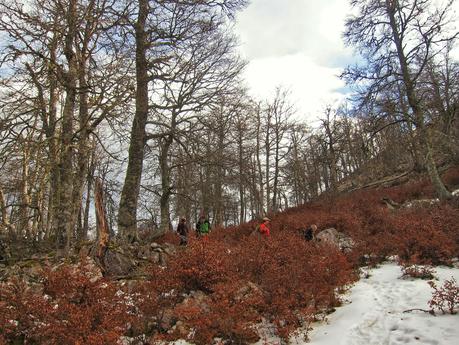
[
  {"x1": 170, "y1": 262, "x2": 459, "y2": 345},
  {"x1": 305, "y1": 263, "x2": 459, "y2": 345}
]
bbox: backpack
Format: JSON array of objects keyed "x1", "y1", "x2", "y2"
[{"x1": 250, "y1": 224, "x2": 262, "y2": 237}]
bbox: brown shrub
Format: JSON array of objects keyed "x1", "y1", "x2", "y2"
[
  {"x1": 391, "y1": 209, "x2": 456, "y2": 265},
  {"x1": 134, "y1": 227, "x2": 357, "y2": 344},
  {"x1": 0, "y1": 264, "x2": 131, "y2": 345}
]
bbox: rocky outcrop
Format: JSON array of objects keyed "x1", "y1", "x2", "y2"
[
  {"x1": 316, "y1": 228, "x2": 355, "y2": 252},
  {"x1": 0, "y1": 240, "x2": 177, "y2": 282}
]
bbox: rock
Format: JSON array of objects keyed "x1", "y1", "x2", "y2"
[
  {"x1": 150, "y1": 252, "x2": 160, "y2": 264},
  {"x1": 119, "y1": 279, "x2": 139, "y2": 294},
  {"x1": 181, "y1": 290, "x2": 211, "y2": 313},
  {"x1": 159, "y1": 252, "x2": 168, "y2": 266},
  {"x1": 381, "y1": 197, "x2": 400, "y2": 210},
  {"x1": 402, "y1": 198, "x2": 439, "y2": 208},
  {"x1": 79, "y1": 257, "x2": 103, "y2": 282},
  {"x1": 150, "y1": 242, "x2": 161, "y2": 250},
  {"x1": 23, "y1": 263, "x2": 43, "y2": 281},
  {"x1": 104, "y1": 250, "x2": 136, "y2": 276},
  {"x1": 137, "y1": 245, "x2": 151, "y2": 260},
  {"x1": 316, "y1": 228, "x2": 355, "y2": 252},
  {"x1": 173, "y1": 320, "x2": 189, "y2": 337},
  {"x1": 162, "y1": 244, "x2": 176, "y2": 256},
  {"x1": 235, "y1": 281, "x2": 263, "y2": 302}
]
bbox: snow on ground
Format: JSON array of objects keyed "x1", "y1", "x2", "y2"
[{"x1": 304, "y1": 262, "x2": 459, "y2": 345}]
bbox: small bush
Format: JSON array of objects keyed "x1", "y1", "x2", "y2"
[
  {"x1": 428, "y1": 277, "x2": 459, "y2": 314},
  {"x1": 400, "y1": 264, "x2": 436, "y2": 280}
]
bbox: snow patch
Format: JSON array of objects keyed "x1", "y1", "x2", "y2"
[{"x1": 307, "y1": 263, "x2": 459, "y2": 345}]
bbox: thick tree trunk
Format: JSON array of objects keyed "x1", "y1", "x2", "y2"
[
  {"x1": 45, "y1": 62, "x2": 59, "y2": 241},
  {"x1": 422, "y1": 128, "x2": 452, "y2": 200},
  {"x1": 70, "y1": 59, "x2": 90, "y2": 242},
  {"x1": 56, "y1": 0, "x2": 78, "y2": 254},
  {"x1": 118, "y1": 0, "x2": 149, "y2": 242},
  {"x1": 0, "y1": 188, "x2": 15, "y2": 238}
]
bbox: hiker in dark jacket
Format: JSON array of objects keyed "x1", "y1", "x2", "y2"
[
  {"x1": 177, "y1": 218, "x2": 189, "y2": 246},
  {"x1": 196, "y1": 215, "x2": 211, "y2": 237},
  {"x1": 303, "y1": 224, "x2": 317, "y2": 241}
]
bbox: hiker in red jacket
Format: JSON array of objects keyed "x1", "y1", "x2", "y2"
[{"x1": 259, "y1": 217, "x2": 271, "y2": 237}]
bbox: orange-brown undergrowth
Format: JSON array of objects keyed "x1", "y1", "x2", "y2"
[{"x1": 1, "y1": 167, "x2": 458, "y2": 344}]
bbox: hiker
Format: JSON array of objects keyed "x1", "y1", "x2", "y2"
[
  {"x1": 176, "y1": 217, "x2": 189, "y2": 246},
  {"x1": 196, "y1": 215, "x2": 211, "y2": 237},
  {"x1": 303, "y1": 224, "x2": 317, "y2": 241},
  {"x1": 259, "y1": 217, "x2": 271, "y2": 237}
]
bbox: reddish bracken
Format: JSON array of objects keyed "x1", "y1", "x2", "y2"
[
  {"x1": 0, "y1": 264, "x2": 131, "y2": 345},
  {"x1": 1, "y1": 166, "x2": 458, "y2": 344}
]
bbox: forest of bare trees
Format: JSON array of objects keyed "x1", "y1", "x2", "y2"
[{"x1": 0, "y1": 0, "x2": 458, "y2": 254}]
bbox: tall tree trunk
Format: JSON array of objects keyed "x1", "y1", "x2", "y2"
[
  {"x1": 83, "y1": 149, "x2": 96, "y2": 240},
  {"x1": 94, "y1": 178, "x2": 110, "y2": 274},
  {"x1": 255, "y1": 109, "x2": 264, "y2": 217},
  {"x1": 19, "y1": 145, "x2": 31, "y2": 239},
  {"x1": 159, "y1": 135, "x2": 173, "y2": 235},
  {"x1": 237, "y1": 134, "x2": 245, "y2": 224},
  {"x1": 272, "y1": 131, "x2": 280, "y2": 211},
  {"x1": 118, "y1": 0, "x2": 149, "y2": 242},
  {"x1": 71, "y1": 57, "x2": 90, "y2": 242},
  {"x1": 0, "y1": 188, "x2": 15, "y2": 238},
  {"x1": 56, "y1": 0, "x2": 78, "y2": 254},
  {"x1": 45, "y1": 38, "x2": 60, "y2": 241},
  {"x1": 214, "y1": 129, "x2": 224, "y2": 226}
]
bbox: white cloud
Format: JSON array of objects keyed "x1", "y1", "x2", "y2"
[
  {"x1": 242, "y1": 53, "x2": 346, "y2": 123},
  {"x1": 235, "y1": 1, "x2": 353, "y2": 123}
]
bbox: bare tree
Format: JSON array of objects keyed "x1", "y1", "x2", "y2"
[
  {"x1": 343, "y1": 0, "x2": 457, "y2": 199},
  {"x1": 117, "y1": 0, "x2": 247, "y2": 241}
]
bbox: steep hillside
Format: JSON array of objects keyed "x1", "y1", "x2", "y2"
[{"x1": 1, "y1": 166, "x2": 458, "y2": 345}]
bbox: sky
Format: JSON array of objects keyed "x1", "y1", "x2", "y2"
[
  {"x1": 234, "y1": 0, "x2": 354, "y2": 124},
  {"x1": 234, "y1": 0, "x2": 459, "y2": 125}
]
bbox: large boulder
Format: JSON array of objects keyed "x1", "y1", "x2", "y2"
[
  {"x1": 104, "y1": 249, "x2": 137, "y2": 277},
  {"x1": 316, "y1": 228, "x2": 354, "y2": 252}
]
